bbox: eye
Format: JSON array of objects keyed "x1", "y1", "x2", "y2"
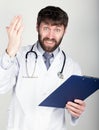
[
  {"x1": 43, "y1": 26, "x2": 49, "y2": 31},
  {"x1": 54, "y1": 28, "x2": 61, "y2": 33}
]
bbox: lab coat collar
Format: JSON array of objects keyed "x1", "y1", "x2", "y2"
[{"x1": 34, "y1": 41, "x2": 63, "y2": 72}]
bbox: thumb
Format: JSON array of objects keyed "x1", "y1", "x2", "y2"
[{"x1": 6, "y1": 26, "x2": 9, "y2": 32}]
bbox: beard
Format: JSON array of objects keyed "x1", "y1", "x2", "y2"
[{"x1": 38, "y1": 34, "x2": 64, "y2": 52}]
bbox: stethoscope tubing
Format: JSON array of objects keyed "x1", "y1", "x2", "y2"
[
  {"x1": 61, "y1": 50, "x2": 66, "y2": 74},
  {"x1": 25, "y1": 44, "x2": 66, "y2": 78},
  {"x1": 25, "y1": 44, "x2": 38, "y2": 59}
]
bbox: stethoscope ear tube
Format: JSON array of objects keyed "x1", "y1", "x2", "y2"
[
  {"x1": 25, "y1": 45, "x2": 38, "y2": 59},
  {"x1": 25, "y1": 44, "x2": 38, "y2": 78}
]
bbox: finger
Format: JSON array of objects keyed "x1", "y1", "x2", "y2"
[
  {"x1": 66, "y1": 101, "x2": 86, "y2": 116},
  {"x1": 6, "y1": 26, "x2": 9, "y2": 33},
  {"x1": 67, "y1": 103, "x2": 83, "y2": 115},
  {"x1": 74, "y1": 99, "x2": 86, "y2": 106},
  {"x1": 67, "y1": 100, "x2": 86, "y2": 110},
  {"x1": 14, "y1": 16, "x2": 23, "y2": 31},
  {"x1": 67, "y1": 101, "x2": 80, "y2": 109},
  {"x1": 17, "y1": 25, "x2": 24, "y2": 37},
  {"x1": 66, "y1": 102, "x2": 78, "y2": 110},
  {"x1": 9, "y1": 16, "x2": 21, "y2": 32},
  {"x1": 67, "y1": 109, "x2": 80, "y2": 118},
  {"x1": 9, "y1": 16, "x2": 17, "y2": 26},
  {"x1": 74, "y1": 99, "x2": 86, "y2": 111}
]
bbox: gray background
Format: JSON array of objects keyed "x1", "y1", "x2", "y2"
[{"x1": 0, "y1": 0, "x2": 99, "y2": 130}]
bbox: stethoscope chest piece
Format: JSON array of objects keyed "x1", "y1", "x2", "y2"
[{"x1": 57, "y1": 72, "x2": 64, "y2": 79}]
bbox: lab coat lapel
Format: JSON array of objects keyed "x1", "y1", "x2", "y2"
[
  {"x1": 33, "y1": 43, "x2": 48, "y2": 75},
  {"x1": 47, "y1": 50, "x2": 63, "y2": 74},
  {"x1": 33, "y1": 43, "x2": 63, "y2": 76}
]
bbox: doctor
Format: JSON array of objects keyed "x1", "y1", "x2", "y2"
[{"x1": 0, "y1": 6, "x2": 86, "y2": 130}]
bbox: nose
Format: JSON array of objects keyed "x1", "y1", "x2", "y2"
[{"x1": 47, "y1": 30, "x2": 55, "y2": 39}]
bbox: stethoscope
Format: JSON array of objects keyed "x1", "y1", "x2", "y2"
[{"x1": 25, "y1": 44, "x2": 66, "y2": 79}]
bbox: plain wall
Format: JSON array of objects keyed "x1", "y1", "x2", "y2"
[{"x1": 0, "y1": 0, "x2": 99, "y2": 130}]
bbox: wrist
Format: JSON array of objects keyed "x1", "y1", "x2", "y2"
[{"x1": 6, "y1": 48, "x2": 16, "y2": 57}]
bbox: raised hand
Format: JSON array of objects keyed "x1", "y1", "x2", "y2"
[{"x1": 6, "y1": 16, "x2": 24, "y2": 57}]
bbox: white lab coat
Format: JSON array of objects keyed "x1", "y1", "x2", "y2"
[{"x1": 0, "y1": 43, "x2": 81, "y2": 130}]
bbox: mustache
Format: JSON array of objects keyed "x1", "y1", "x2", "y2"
[{"x1": 43, "y1": 38, "x2": 57, "y2": 43}]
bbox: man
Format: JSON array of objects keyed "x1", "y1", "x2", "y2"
[{"x1": 0, "y1": 6, "x2": 85, "y2": 130}]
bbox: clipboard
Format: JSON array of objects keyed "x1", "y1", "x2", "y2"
[{"x1": 39, "y1": 75, "x2": 99, "y2": 108}]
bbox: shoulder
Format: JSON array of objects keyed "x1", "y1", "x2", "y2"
[
  {"x1": 20, "y1": 45, "x2": 32, "y2": 53},
  {"x1": 66, "y1": 54, "x2": 80, "y2": 67},
  {"x1": 16, "y1": 44, "x2": 33, "y2": 62},
  {"x1": 64, "y1": 53, "x2": 82, "y2": 76},
  {"x1": 17, "y1": 45, "x2": 32, "y2": 55}
]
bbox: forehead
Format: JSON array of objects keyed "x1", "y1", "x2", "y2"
[{"x1": 40, "y1": 19, "x2": 64, "y2": 28}]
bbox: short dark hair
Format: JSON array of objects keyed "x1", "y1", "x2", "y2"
[{"x1": 37, "y1": 6, "x2": 69, "y2": 29}]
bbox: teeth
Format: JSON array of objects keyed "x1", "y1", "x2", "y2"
[{"x1": 47, "y1": 41, "x2": 53, "y2": 43}]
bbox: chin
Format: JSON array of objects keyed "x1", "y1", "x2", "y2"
[{"x1": 44, "y1": 46, "x2": 56, "y2": 52}]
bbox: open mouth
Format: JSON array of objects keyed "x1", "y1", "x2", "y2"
[
  {"x1": 44, "y1": 39, "x2": 56, "y2": 45},
  {"x1": 44, "y1": 41, "x2": 55, "y2": 47}
]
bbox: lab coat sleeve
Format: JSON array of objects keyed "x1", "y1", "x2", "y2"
[
  {"x1": 0, "y1": 52, "x2": 19, "y2": 94},
  {"x1": 69, "y1": 115, "x2": 79, "y2": 126}
]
